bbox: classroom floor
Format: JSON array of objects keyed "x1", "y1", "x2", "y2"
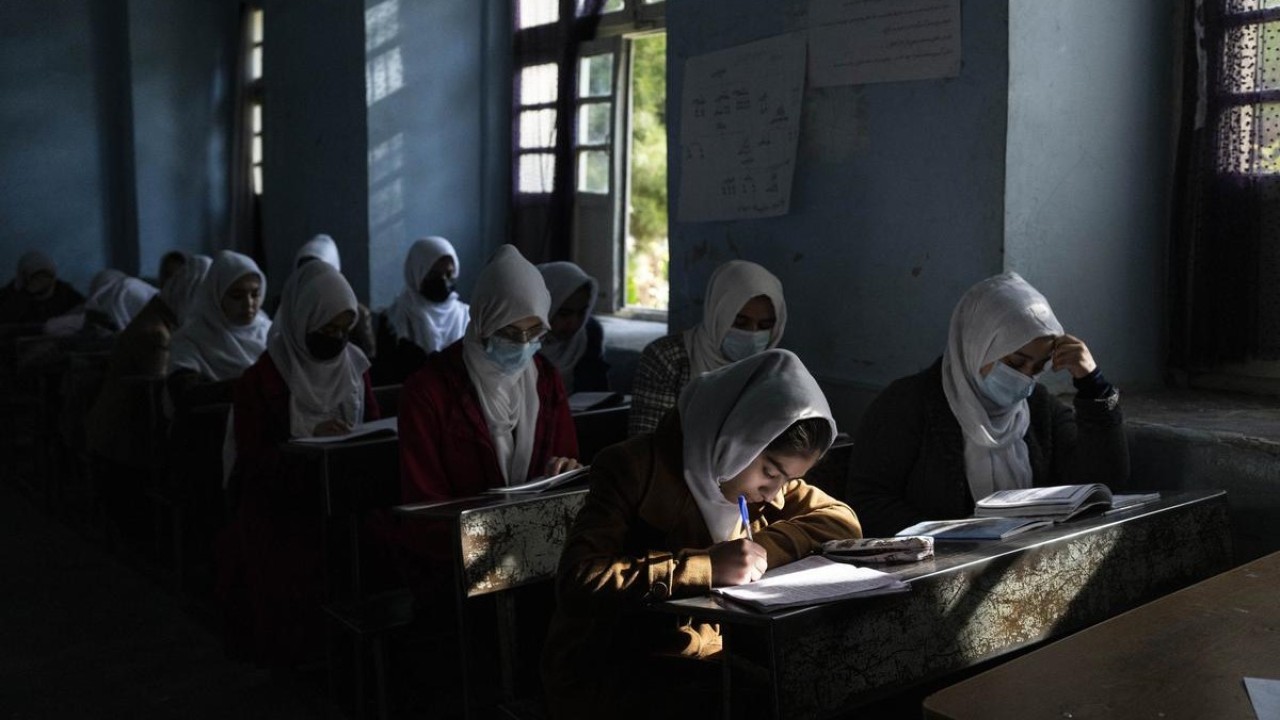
[{"x1": 0, "y1": 480, "x2": 344, "y2": 720}]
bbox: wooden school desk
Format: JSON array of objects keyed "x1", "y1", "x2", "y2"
[
  {"x1": 657, "y1": 490, "x2": 1232, "y2": 720},
  {"x1": 395, "y1": 485, "x2": 590, "y2": 718},
  {"x1": 923, "y1": 550, "x2": 1280, "y2": 720}
]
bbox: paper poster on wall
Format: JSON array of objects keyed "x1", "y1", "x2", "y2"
[
  {"x1": 809, "y1": 0, "x2": 961, "y2": 87},
  {"x1": 678, "y1": 33, "x2": 806, "y2": 222}
]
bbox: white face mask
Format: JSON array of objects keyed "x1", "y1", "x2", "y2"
[
  {"x1": 720, "y1": 327, "x2": 771, "y2": 362},
  {"x1": 980, "y1": 361, "x2": 1038, "y2": 407}
]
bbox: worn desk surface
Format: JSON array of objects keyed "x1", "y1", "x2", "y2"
[
  {"x1": 659, "y1": 490, "x2": 1233, "y2": 720},
  {"x1": 923, "y1": 550, "x2": 1280, "y2": 720}
]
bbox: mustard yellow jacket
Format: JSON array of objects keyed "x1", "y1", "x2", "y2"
[{"x1": 541, "y1": 411, "x2": 861, "y2": 719}]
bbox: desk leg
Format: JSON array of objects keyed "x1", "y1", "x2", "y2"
[{"x1": 495, "y1": 593, "x2": 518, "y2": 702}]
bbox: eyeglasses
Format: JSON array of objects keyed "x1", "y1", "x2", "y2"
[{"x1": 492, "y1": 324, "x2": 548, "y2": 344}]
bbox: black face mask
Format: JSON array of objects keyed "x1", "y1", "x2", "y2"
[
  {"x1": 420, "y1": 275, "x2": 455, "y2": 303},
  {"x1": 305, "y1": 332, "x2": 347, "y2": 361}
]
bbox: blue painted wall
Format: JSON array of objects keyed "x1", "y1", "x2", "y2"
[
  {"x1": 667, "y1": 0, "x2": 1010, "y2": 428},
  {"x1": 128, "y1": 0, "x2": 238, "y2": 279},
  {"x1": 1005, "y1": 0, "x2": 1178, "y2": 392},
  {"x1": 260, "y1": 0, "x2": 370, "y2": 299},
  {"x1": 0, "y1": 0, "x2": 113, "y2": 294},
  {"x1": 363, "y1": 0, "x2": 510, "y2": 309}
]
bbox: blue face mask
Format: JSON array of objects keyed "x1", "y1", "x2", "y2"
[
  {"x1": 721, "y1": 328, "x2": 771, "y2": 362},
  {"x1": 980, "y1": 362, "x2": 1038, "y2": 407},
  {"x1": 485, "y1": 336, "x2": 541, "y2": 374}
]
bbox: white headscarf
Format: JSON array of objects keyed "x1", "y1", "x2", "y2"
[
  {"x1": 267, "y1": 261, "x2": 371, "y2": 438},
  {"x1": 683, "y1": 260, "x2": 788, "y2": 377},
  {"x1": 294, "y1": 234, "x2": 341, "y2": 271},
  {"x1": 168, "y1": 251, "x2": 271, "y2": 380},
  {"x1": 462, "y1": 245, "x2": 551, "y2": 485},
  {"x1": 536, "y1": 261, "x2": 598, "y2": 383},
  {"x1": 941, "y1": 272, "x2": 1065, "y2": 501},
  {"x1": 158, "y1": 254, "x2": 212, "y2": 324},
  {"x1": 85, "y1": 270, "x2": 158, "y2": 331},
  {"x1": 677, "y1": 348, "x2": 837, "y2": 543},
  {"x1": 386, "y1": 236, "x2": 469, "y2": 353},
  {"x1": 15, "y1": 251, "x2": 56, "y2": 292}
]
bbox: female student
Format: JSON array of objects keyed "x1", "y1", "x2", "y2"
[
  {"x1": 399, "y1": 244, "x2": 579, "y2": 504},
  {"x1": 0, "y1": 251, "x2": 84, "y2": 325},
  {"x1": 542, "y1": 349, "x2": 860, "y2": 718},
  {"x1": 218, "y1": 260, "x2": 380, "y2": 665},
  {"x1": 537, "y1": 261, "x2": 609, "y2": 394},
  {"x1": 628, "y1": 259, "x2": 786, "y2": 436},
  {"x1": 156, "y1": 254, "x2": 213, "y2": 325},
  {"x1": 84, "y1": 255, "x2": 212, "y2": 538},
  {"x1": 167, "y1": 251, "x2": 271, "y2": 408},
  {"x1": 845, "y1": 272, "x2": 1129, "y2": 538},
  {"x1": 80, "y1": 269, "x2": 158, "y2": 335},
  {"x1": 293, "y1": 233, "x2": 376, "y2": 358},
  {"x1": 371, "y1": 236, "x2": 469, "y2": 385}
]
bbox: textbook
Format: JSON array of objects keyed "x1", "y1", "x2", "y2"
[
  {"x1": 895, "y1": 517, "x2": 1053, "y2": 541},
  {"x1": 973, "y1": 484, "x2": 1114, "y2": 522},
  {"x1": 291, "y1": 416, "x2": 398, "y2": 444},
  {"x1": 568, "y1": 391, "x2": 629, "y2": 413},
  {"x1": 712, "y1": 555, "x2": 909, "y2": 612},
  {"x1": 484, "y1": 466, "x2": 591, "y2": 494}
]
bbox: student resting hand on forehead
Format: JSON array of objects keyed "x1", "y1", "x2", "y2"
[
  {"x1": 845, "y1": 272, "x2": 1129, "y2": 538},
  {"x1": 166, "y1": 251, "x2": 271, "y2": 409},
  {"x1": 537, "y1": 261, "x2": 610, "y2": 394},
  {"x1": 217, "y1": 260, "x2": 381, "y2": 665},
  {"x1": 0, "y1": 250, "x2": 85, "y2": 326},
  {"x1": 371, "y1": 236, "x2": 469, "y2": 385},
  {"x1": 542, "y1": 349, "x2": 860, "y2": 719},
  {"x1": 628, "y1": 259, "x2": 785, "y2": 436}
]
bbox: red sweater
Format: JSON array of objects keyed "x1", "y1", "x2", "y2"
[{"x1": 399, "y1": 340, "x2": 579, "y2": 503}]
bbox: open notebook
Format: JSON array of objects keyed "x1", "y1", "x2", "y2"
[
  {"x1": 484, "y1": 466, "x2": 591, "y2": 494},
  {"x1": 712, "y1": 555, "x2": 909, "y2": 612}
]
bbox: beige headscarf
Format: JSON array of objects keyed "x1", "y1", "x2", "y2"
[
  {"x1": 683, "y1": 260, "x2": 787, "y2": 377},
  {"x1": 941, "y1": 272, "x2": 1064, "y2": 501},
  {"x1": 677, "y1": 348, "x2": 836, "y2": 542},
  {"x1": 294, "y1": 234, "x2": 341, "y2": 271},
  {"x1": 267, "y1": 261, "x2": 371, "y2": 438},
  {"x1": 462, "y1": 245, "x2": 552, "y2": 485},
  {"x1": 386, "y1": 236, "x2": 469, "y2": 353},
  {"x1": 168, "y1": 251, "x2": 271, "y2": 380},
  {"x1": 85, "y1": 270, "x2": 158, "y2": 331},
  {"x1": 536, "y1": 261, "x2": 598, "y2": 388}
]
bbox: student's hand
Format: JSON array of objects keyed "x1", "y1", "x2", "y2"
[
  {"x1": 709, "y1": 538, "x2": 768, "y2": 587},
  {"x1": 545, "y1": 456, "x2": 582, "y2": 476},
  {"x1": 1051, "y1": 334, "x2": 1098, "y2": 379},
  {"x1": 313, "y1": 419, "x2": 353, "y2": 437}
]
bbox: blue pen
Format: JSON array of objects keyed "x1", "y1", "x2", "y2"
[{"x1": 738, "y1": 494, "x2": 753, "y2": 541}]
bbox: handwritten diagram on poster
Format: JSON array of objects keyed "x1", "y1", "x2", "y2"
[
  {"x1": 678, "y1": 33, "x2": 806, "y2": 222},
  {"x1": 809, "y1": 0, "x2": 961, "y2": 87}
]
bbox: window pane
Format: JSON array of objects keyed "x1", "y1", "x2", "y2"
[
  {"x1": 579, "y1": 54, "x2": 614, "y2": 98},
  {"x1": 521, "y1": 63, "x2": 558, "y2": 106},
  {"x1": 578, "y1": 102, "x2": 611, "y2": 145},
  {"x1": 519, "y1": 153, "x2": 556, "y2": 193},
  {"x1": 1217, "y1": 103, "x2": 1280, "y2": 174},
  {"x1": 578, "y1": 150, "x2": 609, "y2": 193},
  {"x1": 577, "y1": 0, "x2": 625, "y2": 15},
  {"x1": 1226, "y1": 0, "x2": 1280, "y2": 13},
  {"x1": 625, "y1": 32, "x2": 668, "y2": 310},
  {"x1": 251, "y1": 103, "x2": 262, "y2": 134},
  {"x1": 1222, "y1": 22, "x2": 1280, "y2": 94},
  {"x1": 250, "y1": 46, "x2": 263, "y2": 81},
  {"x1": 252, "y1": 135, "x2": 262, "y2": 165},
  {"x1": 520, "y1": 109, "x2": 558, "y2": 148},
  {"x1": 642, "y1": 0, "x2": 664, "y2": 4},
  {"x1": 251, "y1": 8, "x2": 264, "y2": 43},
  {"x1": 518, "y1": 0, "x2": 558, "y2": 29},
  {"x1": 252, "y1": 165, "x2": 263, "y2": 196}
]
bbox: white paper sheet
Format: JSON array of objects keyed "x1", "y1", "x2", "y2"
[
  {"x1": 290, "y1": 415, "x2": 399, "y2": 444},
  {"x1": 1245, "y1": 677, "x2": 1280, "y2": 720},
  {"x1": 713, "y1": 555, "x2": 908, "y2": 611},
  {"x1": 677, "y1": 33, "x2": 806, "y2": 222},
  {"x1": 809, "y1": 0, "x2": 962, "y2": 87}
]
